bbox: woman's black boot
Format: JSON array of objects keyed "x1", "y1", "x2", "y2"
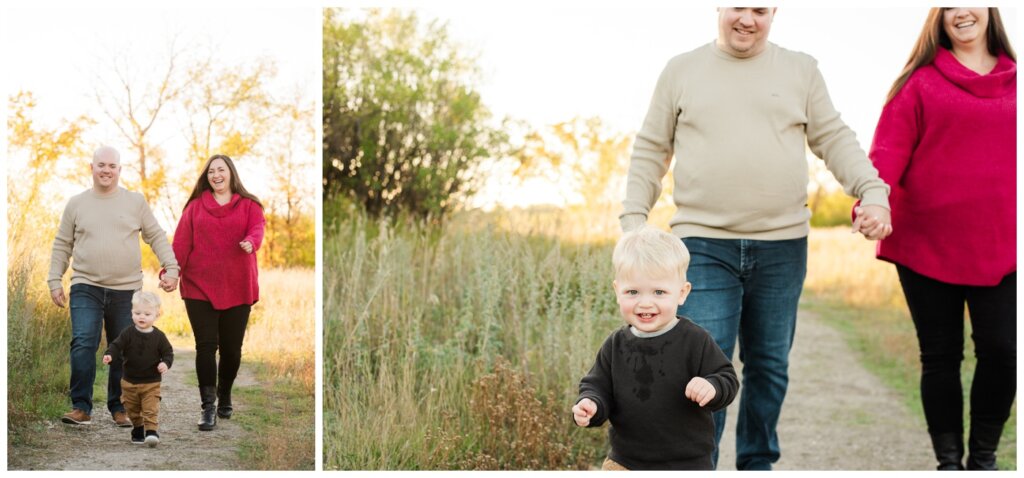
[
  {"x1": 929, "y1": 432, "x2": 965, "y2": 470},
  {"x1": 198, "y1": 385, "x2": 218, "y2": 431},
  {"x1": 217, "y1": 381, "x2": 233, "y2": 419},
  {"x1": 966, "y1": 422, "x2": 1003, "y2": 470}
]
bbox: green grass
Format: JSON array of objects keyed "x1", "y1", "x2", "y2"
[
  {"x1": 233, "y1": 363, "x2": 316, "y2": 470},
  {"x1": 7, "y1": 245, "x2": 76, "y2": 443}
]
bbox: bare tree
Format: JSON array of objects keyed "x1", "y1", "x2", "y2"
[
  {"x1": 93, "y1": 37, "x2": 190, "y2": 212},
  {"x1": 181, "y1": 54, "x2": 277, "y2": 168}
]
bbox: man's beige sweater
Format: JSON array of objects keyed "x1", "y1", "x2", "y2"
[
  {"x1": 621, "y1": 42, "x2": 889, "y2": 239},
  {"x1": 48, "y1": 187, "x2": 179, "y2": 291}
]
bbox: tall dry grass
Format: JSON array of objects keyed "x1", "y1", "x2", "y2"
[
  {"x1": 326, "y1": 205, "x2": 1015, "y2": 470},
  {"x1": 324, "y1": 205, "x2": 613, "y2": 469},
  {"x1": 7, "y1": 236, "x2": 74, "y2": 435}
]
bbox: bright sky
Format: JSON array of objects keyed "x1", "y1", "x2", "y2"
[
  {"x1": 3, "y1": 4, "x2": 1020, "y2": 213},
  {"x1": 406, "y1": 4, "x2": 1019, "y2": 209},
  {"x1": 3, "y1": 6, "x2": 319, "y2": 224}
]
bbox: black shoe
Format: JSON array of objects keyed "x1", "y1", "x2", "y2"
[
  {"x1": 217, "y1": 382, "x2": 233, "y2": 419},
  {"x1": 198, "y1": 385, "x2": 218, "y2": 431},
  {"x1": 199, "y1": 406, "x2": 217, "y2": 431},
  {"x1": 144, "y1": 430, "x2": 160, "y2": 448},
  {"x1": 131, "y1": 426, "x2": 145, "y2": 445},
  {"x1": 966, "y1": 421, "x2": 1004, "y2": 470},
  {"x1": 930, "y1": 432, "x2": 964, "y2": 470}
]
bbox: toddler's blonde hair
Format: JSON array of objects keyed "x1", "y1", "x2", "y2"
[
  {"x1": 613, "y1": 225, "x2": 690, "y2": 281},
  {"x1": 132, "y1": 290, "x2": 162, "y2": 311}
]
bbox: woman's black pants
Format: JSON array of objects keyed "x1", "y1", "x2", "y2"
[
  {"x1": 896, "y1": 266, "x2": 1016, "y2": 436},
  {"x1": 185, "y1": 299, "x2": 251, "y2": 390}
]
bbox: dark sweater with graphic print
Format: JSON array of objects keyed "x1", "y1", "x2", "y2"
[
  {"x1": 577, "y1": 317, "x2": 738, "y2": 470},
  {"x1": 105, "y1": 326, "x2": 174, "y2": 384}
]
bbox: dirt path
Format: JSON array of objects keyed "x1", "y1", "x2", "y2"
[
  {"x1": 9, "y1": 347, "x2": 257, "y2": 471},
  {"x1": 715, "y1": 310, "x2": 935, "y2": 471}
]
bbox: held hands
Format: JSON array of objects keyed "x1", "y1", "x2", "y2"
[
  {"x1": 572, "y1": 398, "x2": 598, "y2": 427},
  {"x1": 239, "y1": 240, "x2": 254, "y2": 254},
  {"x1": 50, "y1": 288, "x2": 67, "y2": 308},
  {"x1": 852, "y1": 205, "x2": 893, "y2": 241},
  {"x1": 159, "y1": 276, "x2": 179, "y2": 293},
  {"x1": 685, "y1": 377, "x2": 717, "y2": 407},
  {"x1": 157, "y1": 362, "x2": 169, "y2": 374},
  {"x1": 102, "y1": 355, "x2": 112, "y2": 365}
]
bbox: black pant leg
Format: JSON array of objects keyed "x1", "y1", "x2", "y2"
[
  {"x1": 185, "y1": 299, "x2": 220, "y2": 388},
  {"x1": 965, "y1": 272, "x2": 1017, "y2": 426},
  {"x1": 897, "y1": 265, "x2": 968, "y2": 435},
  {"x1": 216, "y1": 304, "x2": 251, "y2": 389}
]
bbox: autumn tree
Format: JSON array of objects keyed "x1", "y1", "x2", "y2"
[
  {"x1": 323, "y1": 8, "x2": 508, "y2": 219},
  {"x1": 261, "y1": 94, "x2": 317, "y2": 267},
  {"x1": 515, "y1": 117, "x2": 632, "y2": 206},
  {"x1": 18, "y1": 40, "x2": 315, "y2": 269},
  {"x1": 181, "y1": 55, "x2": 277, "y2": 166},
  {"x1": 7, "y1": 91, "x2": 94, "y2": 238}
]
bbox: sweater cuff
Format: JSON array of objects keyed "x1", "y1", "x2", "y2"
[
  {"x1": 243, "y1": 236, "x2": 259, "y2": 251},
  {"x1": 619, "y1": 214, "x2": 648, "y2": 233},
  {"x1": 703, "y1": 376, "x2": 730, "y2": 411},
  {"x1": 47, "y1": 279, "x2": 63, "y2": 291},
  {"x1": 858, "y1": 187, "x2": 890, "y2": 211},
  {"x1": 161, "y1": 267, "x2": 180, "y2": 280}
]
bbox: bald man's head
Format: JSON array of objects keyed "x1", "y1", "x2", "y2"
[{"x1": 91, "y1": 145, "x2": 121, "y2": 193}]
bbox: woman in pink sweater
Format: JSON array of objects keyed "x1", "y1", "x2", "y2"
[
  {"x1": 173, "y1": 154, "x2": 265, "y2": 431},
  {"x1": 867, "y1": 8, "x2": 1015, "y2": 471}
]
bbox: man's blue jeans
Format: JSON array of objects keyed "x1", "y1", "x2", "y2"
[
  {"x1": 69, "y1": 283, "x2": 134, "y2": 415},
  {"x1": 677, "y1": 237, "x2": 807, "y2": 470}
]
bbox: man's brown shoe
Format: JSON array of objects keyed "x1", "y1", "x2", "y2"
[
  {"x1": 112, "y1": 411, "x2": 132, "y2": 428},
  {"x1": 61, "y1": 408, "x2": 92, "y2": 425}
]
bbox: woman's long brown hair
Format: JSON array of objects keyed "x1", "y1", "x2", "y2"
[
  {"x1": 184, "y1": 154, "x2": 263, "y2": 211},
  {"x1": 886, "y1": 7, "x2": 1016, "y2": 104}
]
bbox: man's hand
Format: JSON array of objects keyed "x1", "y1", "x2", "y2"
[
  {"x1": 239, "y1": 240, "x2": 254, "y2": 254},
  {"x1": 572, "y1": 398, "x2": 598, "y2": 427},
  {"x1": 102, "y1": 355, "x2": 112, "y2": 365},
  {"x1": 685, "y1": 377, "x2": 717, "y2": 407},
  {"x1": 50, "y1": 287, "x2": 67, "y2": 308},
  {"x1": 852, "y1": 205, "x2": 893, "y2": 241},
  {"x1": 160, "y1": 276, "x2": 179, "y2": 293},
  {"x1": 157, "y1": 362, "x2": 169, "y2": 374}
]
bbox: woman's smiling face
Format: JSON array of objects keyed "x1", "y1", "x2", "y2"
[
  {"x1": 207, "y1": 157, "x2": 232, "y2": 194},
  {"x1": 943, "y1": 8, "x2": 989, "y2": 50}
]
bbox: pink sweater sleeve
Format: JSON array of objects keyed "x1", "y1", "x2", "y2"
[
  {"x1": 172, "y1": 202, "x2": 196, "y2": 275},
  {"x1": 852, "y1": 78, "x2": 923, "y2": 222},
  {"x1": 869, "y1": 80, "x2": 923, "y2": 190},
  {"x1": 243, "y1": 201, "x2": 266, "y2": 252}
]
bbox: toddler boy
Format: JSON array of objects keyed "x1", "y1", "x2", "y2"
[
  {"x1": 103, "y1": 290, "x2": 173, "y2": 447},
  {"x1": 573, "y1": 226, "x2": 738, "y2": 470}
]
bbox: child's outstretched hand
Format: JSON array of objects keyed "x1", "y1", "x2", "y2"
[
  {"x1": 572, "y1": 398, "x2": 598, "y2": 427},
  {"x1": 685, "y1": 377, "x2": 716, "y2": 407},
  {"x1": 102, "y1": 355, "x2": 112, "y2": 365},
  {"x1": 157, "y1": 362, "x2": 169, "y2": 374}
]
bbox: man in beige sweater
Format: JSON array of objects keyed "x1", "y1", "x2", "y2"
[
  {"x1": 621, "y1": 8, "x2": 892, "y2": 470},
  {"x1": 49, "y1": 145, "x2": 180, "y2": 426}
]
